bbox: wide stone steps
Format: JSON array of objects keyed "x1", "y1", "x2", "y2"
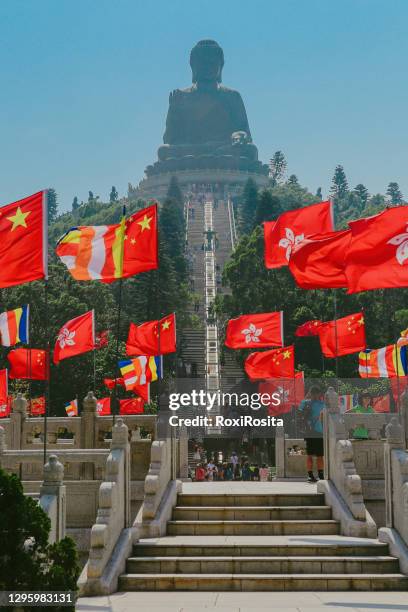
[
  {"x1": 119, "y1": 573, "x2": 408, "y2": 591},
  {"x1": 126, "y1": 555, "x2": 400, "y2": 575},
  {"x1": 172, "y1": 505, "x2": 333, "y2": 521},
  {"x1": 167, "y1": 519, "x2": 340, "y2": 536},
  {"x1": 178, "y1": 493, "x2": 326, "y2": 506}
]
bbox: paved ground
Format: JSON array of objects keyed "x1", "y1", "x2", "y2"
[{"x1": 76, "y1": 591, "x2": 408, "y2": 611}]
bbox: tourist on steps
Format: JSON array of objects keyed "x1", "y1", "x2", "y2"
[{"x1": 299, "y1": 386, "x2": 325, "y2": 483}]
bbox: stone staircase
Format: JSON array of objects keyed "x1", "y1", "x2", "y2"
[{"x1": 119, "y1": 490, "x2": 408, "y2": 591}]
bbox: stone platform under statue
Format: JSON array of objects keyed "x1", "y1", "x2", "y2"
[{"x1": 130, "y1": 40, "x2": 269, "y2": 201}]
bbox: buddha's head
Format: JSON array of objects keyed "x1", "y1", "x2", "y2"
[{"x1": 190, "y1": 39, "x2": 224, "y2": 85}]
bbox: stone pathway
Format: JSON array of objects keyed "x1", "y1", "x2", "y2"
[{"x1": 76, "y1": 590, "x2": 408, "y2": 611}]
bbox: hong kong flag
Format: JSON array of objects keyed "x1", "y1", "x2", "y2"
[
  {"x1": 53, "y1": 310, "x2": 95, "y2": 364},
  {"x1": 225, "y1": 312, "x2": 283, "y2": 349},
  {"x1": 96, "y1": 397, "x2": 111, "y2": 416},
  {"x1": 8, "y1": 348, "x2": 48, "y2": 380},
  {"x1": 295, "y1": 320, "x2": 322, "y2": 337},
  {"x1": 318, "y1": 312, "x2": 366, "y2": 358},
  {"x1": 119, "y1": 397, "x2": 145, "y2": 414},
  {"x1": 264, "y1": 200, "x2": 334, "y2": 269},
  {"x1": 104, "y1": 377, "x2": 125, "y2": 390},
  {"x1": 126, "y1": 313, "x2": 176, "y2": 356},
  {"x1": 345, "y1": 206, "x2": 408, "y2": 293},
  {"x1": 245, "y1": 345, "x2": 295, "y2": 380},
  {"x1": 289, "y1": 230, "x2": 350, "y2": 289},
  {"x1": 259, "y1": 372, "x2": 305, "y2": 415}
]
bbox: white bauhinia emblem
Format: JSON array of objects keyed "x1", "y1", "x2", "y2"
[
  {"x1": 241, "y1": 323, "x2": 262, "y2": 344},
  {"x1": 277, "y1": 386, "x2": 290, "y2": 402},
  {"x1": 58, "y1": 327, "x2": 76, "y2": 349},
  {"x1": 279, "y1": 228, "x2": 304, "y2": 261},
  {"x1": 387, "y1": 224, "x2": 408, "y2": 265}
]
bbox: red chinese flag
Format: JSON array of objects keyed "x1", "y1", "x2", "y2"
[
  {"x1": 0, "y1": 369, "x2": 8, "y2": 417},
  {"x1": 8, "y1": 348, "x2": 48, "y2": 380},
  {"x1": 245, "y1": 345, "x2": 295, "y2": 380},
  {"x1": 95, "y1": 330, "x2": 109, "y2": 349},
  {"x1": 259, "y1": 372, "x2": 305, "y2": 416},
  {"x1": 295, "y1": 320, "x2": 322, "y2": 337},
  {"x1": 96, "y1": 397, "x2": 111, "y2": 416},
  {"x1": 30, "y1": 396, "x2": 46, "y2": 416},
  {"x1": 104, "y1": 377, "x2": 125, "y2": 390},
  {"x1": 119, "y1": 397, "x2": 145, "y2": 414},
  {"x1": 126, "y1": 313, "x2": 176, "y2": 356},
  {"x1": 54, "y1": 310, "x2": 95, "y2": 364},
  {"x1": 122, "y1": 204, "x2": 158, "y2": 279},
  {"x1": 225, "y1": 312, "x2": 283, "y2": 349},
  {"x1": 264, "y1": 200, "x2": 334, "y2": 269},
  {"x1": 390, "y1": 376, "x2": 408, "y2": 403},
  {"x1": 372, "y1": 395, "x2": 390, "y2": 413},
  {"x1": 132, "y1": 383, "x2": 150, "y2": 402},
  {"x1": 289, "y1": 230, "x2": 350, "y2": 289},
  {"x1": 0, "y1": 191, "x2": 48, "y2": 288},
  {"x1": 318, "y1": 312, "x2": 366, "y2": 358},
  {"x1": 345, "y1": 206, "x2": 408, "y2": 293}
]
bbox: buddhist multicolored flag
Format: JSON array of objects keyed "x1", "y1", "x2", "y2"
[
  {"x1": 264, "y1": 200, "x2": 334, "y2": 269},
  {"x1": 96, "y1": 397, "x2": 111, "y2": 416},
  {"x1": 0, "y1": 369, "x2": 8, "y2": 417},
  {"x1": 65, "y1": 399, "x2": 78, "y2": 417},
  {"x1": 245, "y1": 346, "x2": 295, "y2": 380},
  {"x1": 289, "y1": 230, "x2": 350, "y2": 289},
  {"x1": 225, "y1": 312, "x2": 284, "y2": 349},
  {"x1": 56, "y1": 204, "x2": 158, "y2": 282},
  {"x1": 295, "y1": 320, "x2": 322, "y2": 337},
  {"x1": 8, "y1": 348, "x2": 48, "y2": 380},
  {"x1": 53, "y1": 310, "x2": 95, "y2": 364},
  {"x1": 119, "y1": 397, "x2": 145, "y2": 415},
  {"x1": 126, "y1": 313, "x2": 176, "y2": 356},
  {"x1": 0, "y1": 191, "x2": 48, "y2": 288},
  {"x1": 119, "y1": 356, "x2": 162, "y2": 390},
  {"x1": 318, "y1": 312, "x2": 366, "y2": 358},
  {"x1": 30, "y1": 396, "x2": 46, "y2": 416},
  {"x1": 338, "y1": 394, "x2": 358, "y2": 413},
  {"x1": 0, "y1": 305, "x2": 29, "y2": 346},
  {"x1": 345, "y1": 206, "x2": 408, "y2": 293},
  {"x1": 358, "y1": 345, "x2": 408, "y2": 378}
]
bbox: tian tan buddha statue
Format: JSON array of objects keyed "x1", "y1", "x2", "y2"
[{"x1": 146, "y1": 40, "x2": 268, "y2": 176}]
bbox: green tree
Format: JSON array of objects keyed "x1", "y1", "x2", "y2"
[
  {"x1": 109, "y1": 186, "x2": 118, "y2": 203},
  {"x1": 254, "y1": 190, "x2": 282, "y2": 226},
  {"x1": 239, "y1": 178, "x2": 259, "y2": 234},
  {"x1": 353, "y1": 184, "x2": 369, "y2": 208},
  {"x1": 47, "y1": 189, "x2": 58, "y2": 224},
  {"x1": 0, "y1": 468, "x2": 79, "y2": 610},
  {"x1": 166, "y1": 176, "x2": 184, "y2": 210},
  {"x1": 72, "y1": 196, "x2": 79, "y2": 211},
  {"x1": 330, "y1": 165, "x2": 349, "y2": 199},
  {"x1": 316, "y1": 187, "x2": 322, "y2": 200},
  {"x1": 287, "y1": 174, "x2": 298, "y2": 185},
  {"x1": 88, "y1": 191, "x2": 94, "y2": 202},
  {"x1": 386, "y1": 182, "x2": 403, "y2": 205},
  {"x1": 269, "y1": 151, "x2": 287, "y2": 186}
]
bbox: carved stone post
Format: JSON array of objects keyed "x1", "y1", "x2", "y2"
[
  {"x1": 111, "y1": 418, "x2": 131, "y2": 528},
  {"x1": 401, "y1": 389, "x2": 408, "y2": 449},
  {"x1": 10, "y1": 393, "x2": 28, "y2": 450},
  {"x1": 40, "y1": 454, "x2": 66, "y2": 542},
  {"x1": 384, "y1": 416, "x2": 404, "y2": 528},
  {"x1": 323, "y1": 387, "x2": 339, "y2": 480},
  {"x1": 178, "y1": 426, "x2": 189, "y2": 480},
  {"x1": 80, "y1": 392, "x2": 97, "y2": 479},
  {"x1": 275, "y1": 426, "x2": 285, "y2": 478}
]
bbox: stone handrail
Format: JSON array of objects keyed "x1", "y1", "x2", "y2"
[
  {"x1": 378, "y1": 416, "x2": 408, "y2": 574},
  {"x1": 39, "y1": 455, "x2": 66, "y2": 544},
  {"x1": 0, "y1": 448, "x2": 109, "y2": 470},
  {"x1": 142, "y1": 438, "x2": 173, "y2": 520},
  {"x1": 318, "y1": 391, "x2": 376, "y2": 537},
  {"x1": 80, "y1": 418, "x2": 132, "y2": 595}
]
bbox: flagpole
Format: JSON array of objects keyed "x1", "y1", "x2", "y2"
[
  {"x1": 113, "y1": 204, "x2": 126, "y2": 426},
  {"x1": 93, "y1": 348, "x2": 96, "y2": 393},
  {"x1": 332, "y1": 289, "x2": 339, "y2": 381},
  {"x1": 392, "y1": 291, "x2": 401, "y2": 413},
  {"x1": 43, "y1": 280, "x2": 50, "y2": 464}
]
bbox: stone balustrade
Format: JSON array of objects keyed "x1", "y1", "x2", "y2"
[
  {"x1": 39, "y1": 454, "x2": 66, "y2": 543},
  {"x1": 378, "y1": 416, "x2": 408, "y2": 574}
]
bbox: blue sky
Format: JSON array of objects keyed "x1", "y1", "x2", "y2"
[{"x1": 1, "y1": 0, "x2": 407, "y2": 211}]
